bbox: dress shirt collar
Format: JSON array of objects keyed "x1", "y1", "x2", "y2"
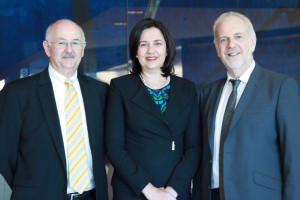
[
  {"x1": 226, "y1": 60, "x2": 256, "y2": 84},
  {"x1": 48, "y1": 64, "x2": 78, "y2": 85}
]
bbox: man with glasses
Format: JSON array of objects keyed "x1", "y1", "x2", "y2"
[{"x1": 0, "y1": 19, "x2": 108, "y2": 200}]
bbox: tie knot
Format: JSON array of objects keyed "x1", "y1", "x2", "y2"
[
  {"x1": 230, "y1": 79, "x2": 241, "y2": 90},
  {"x1": 65, "y1": 79, "x2": 73, "y2": 88}
]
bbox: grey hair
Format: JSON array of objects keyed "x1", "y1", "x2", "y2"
[
  {"x1": 45, "y1": 19, "x2": 86, "y2": 42},
  {"x1": 213, "y1": 11, "x2": 256, "y2": 43}
]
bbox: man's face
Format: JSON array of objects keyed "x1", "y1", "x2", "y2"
[
  {"x1": 43, "y1": 20, "x2": 85, "y2": 77},
  {"x1": 214, "y1": 16, "x2": 256, "y2": 74}
]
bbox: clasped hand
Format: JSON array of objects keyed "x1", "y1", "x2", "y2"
[{"x1": 142, "y1": 183, "x2": 178, "y2": 200}]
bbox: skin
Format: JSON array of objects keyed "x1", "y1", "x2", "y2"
[
  {"x1": 137, "y1": 27, "x2": 167, "y2": 73},
  {"x1": 136, "y1": 27, "x2": 170, "y2": 89},
  {"x1": 42, "y1": 19, "x2": 86, "y2": 78},
  {"x1": 214, "y1": 15, "x2": 256, "y2": 78}
]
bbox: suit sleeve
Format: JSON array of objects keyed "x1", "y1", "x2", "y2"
[
  {"x1": 0, "y1": 85, "x2": 22, "y2": 187},
  {"x1": 192, "y1": 90, "x2": 204, "y2": 200},
  {"x1": 166, "y1": 83, "x2": 201, "y2": 195},
  {"x1": 105, "y1": 79, "x2": 151, "y2": 195},
  {"x1": 277, "y1": 77, "x2": 300, "y2": 200}
]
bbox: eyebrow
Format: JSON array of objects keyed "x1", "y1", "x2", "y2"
[
  {"x1": 234, "y1": 32, "x2": 244, "y2": 35},
  {"x1": 139, "y1": 39, "x2": 163, "y2": 43},
  {"x1": 218, "y1": 32, "x2": 244, "y2": 38},
  {"x1": 57, "y1": 38, "x2": 81, "y2": 41}
]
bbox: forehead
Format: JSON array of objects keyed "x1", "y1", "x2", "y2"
[
  {"x1": 216, "y1": 16, "x2": 246, "y2": 37},
  {"x1": 140, "y1": 27, "x2": 165, "y2": 41},
  {"x1": 51, "y1": 21, "x2": 83, "y2": 40}
]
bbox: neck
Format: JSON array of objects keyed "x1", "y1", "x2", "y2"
[{"x1": 140, "y1": 72, "x2": 169, "y2": 89}]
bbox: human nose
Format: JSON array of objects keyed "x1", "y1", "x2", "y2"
[
  {"x1": 226, "y1": 38, "x2": 235, "y2": 48},
  {"x1": 65, "y1": 42, "x2": 74, "y2": 52},
  {"x1": 146, "y1": 44, "x2": 154, "y2": 53}
]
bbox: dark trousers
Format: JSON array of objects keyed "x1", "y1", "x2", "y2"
[{"x1": 211, "y1": 189, "x2": 220, "y2": 200}]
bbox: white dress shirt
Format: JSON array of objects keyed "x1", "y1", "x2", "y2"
[
  {"x1": 211, "y1": 61, "x2": 256, "y2": 188},
  {"x1": 48, "y1": 65, "x2": 95, "y2": 193}
]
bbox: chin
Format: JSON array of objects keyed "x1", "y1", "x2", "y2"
[
  {"x1": 62, "y1": 66, "x2": 77, "y2": 71},
  {"x1": 225, "y1": 61, "x2": 244, "y2": 69}
]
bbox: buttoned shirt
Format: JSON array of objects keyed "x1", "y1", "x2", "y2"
[
  {"x1": 211, "y1": 61, "x2": 255, "y2": 188},
  {"x1": 48, "y1": 65, "x2": 95, "y2": 193}
]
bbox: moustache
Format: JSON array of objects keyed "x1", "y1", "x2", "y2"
[{"x1": 62, "y1": 52, "x2": 75, "y2": 58}]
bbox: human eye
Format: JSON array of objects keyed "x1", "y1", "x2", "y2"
[
  {"x1": 219, "y1": 37, "x2": 227, "y2": 44},
  {"x1": 139, "y1": 42, "x2": 148, "y2": 47},
  {"x1": 236, "y1": 35, "x2": 244, "y2": 40},
  {"x1": 57, "y1": 40, "x2": 67, "y2": 48},
  {"x1": 235, "y1": 34, "x2": 243, "y2": 40},
  {"x1": 154, "y1": 41, "x2": 163, "y2": 46},
  {"x1": 71, "y1": 40, "x2": 81, "y2": 47}
]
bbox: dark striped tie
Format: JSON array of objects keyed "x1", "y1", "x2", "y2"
[{"x1": 219, "y1": 79, "x2": 241, "y2": 199}]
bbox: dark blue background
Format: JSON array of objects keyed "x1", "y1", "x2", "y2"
[{"x1": 1, "y1": 0, "x2": 299, "y2": 92}]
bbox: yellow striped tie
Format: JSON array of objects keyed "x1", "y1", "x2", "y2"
[{"x1": 65, "y1": 80, "x2": 90, "y2": 194}]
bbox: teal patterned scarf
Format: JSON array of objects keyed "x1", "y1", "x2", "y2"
[{"x1": 146, "y1": 84, "x2": 170, "y2": 113}]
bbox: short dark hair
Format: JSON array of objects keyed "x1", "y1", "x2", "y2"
[{"x1": 129, "y1": 18, "x2": 176, "y2": 77}]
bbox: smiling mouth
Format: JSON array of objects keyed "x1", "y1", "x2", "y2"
[
  {"x1": 146, "y1": 56, "x2": 157, "y2": 61},
  {"x1": 227, "y1": 52, "x2": 240, "y2": 57}
]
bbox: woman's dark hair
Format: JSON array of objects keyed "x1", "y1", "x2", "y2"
[{"x1": 129, "y1": 18, "x2": 176, "y2": 77}]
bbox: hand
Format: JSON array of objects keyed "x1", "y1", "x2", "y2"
[
  {"x1": 142, "y1": 183, "x2": 177, "y2": 200},
  {"x1": 165, "y1": 186, "x2": 178, "y2": 198}
]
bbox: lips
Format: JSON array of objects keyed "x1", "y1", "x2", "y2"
[
  {"x1": 226, "y1": 51, "x2": 240, "y2": 57},
  {"x1": 146, "y1": 56, "x2": 157, "y2": 61}
]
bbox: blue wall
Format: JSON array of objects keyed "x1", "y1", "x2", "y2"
[{"x1": 1, "y1": 0, "x2": 300, "y2": 92}]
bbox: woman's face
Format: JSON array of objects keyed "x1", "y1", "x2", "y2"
[{"x1": 136, "y1": 27, "x2": 167, "y2": 73}]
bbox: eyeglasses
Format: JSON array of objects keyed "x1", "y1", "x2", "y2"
[{"x1": 47, "y1": 40, "x2": 86, "y2": 49}]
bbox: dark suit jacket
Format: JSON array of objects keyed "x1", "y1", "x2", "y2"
[
  {"x1": 105, "y1": 74, "x2": 200, "y2": 199},
  {"x1": 0, "y1": 68, "x2": 108, "y2": 200},
  {"x1": 192, "y1": 65, "x2": 300, "y2": 200}
]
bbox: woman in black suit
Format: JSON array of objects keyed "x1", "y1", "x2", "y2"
[{"x1": 105, "y1": 18, "x2": 200, "y2": 200}]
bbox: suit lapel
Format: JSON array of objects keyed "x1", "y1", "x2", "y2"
[
  {"x1": 78, "y1": 75, "x2": 96, "y2": 152},
  {"x1": 207, "y1": 79, "x2": 226, "y2": 152},
  {"x1": 163, "y1": 76, "x2": 188, "y2": 127},
  {"x1": 229, "y1": 65, "x2": 264, "y2": 135},
  {"x1": 38, "y1": 68, "x2": 66, "y2": 170},
  {"x1": 131, "y1": 75, "x2": 170, "y2": 129}
]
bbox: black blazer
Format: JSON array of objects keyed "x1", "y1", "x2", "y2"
[
  {"x1": 105, "y1": 74, "x2": 200, "y2": 199},
  {"x1": 0, "y1": 68, "x2": 108, "y2": 200},
  {"x1": 193, "y1": 65, "x2": 300, "y2": 200}
]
